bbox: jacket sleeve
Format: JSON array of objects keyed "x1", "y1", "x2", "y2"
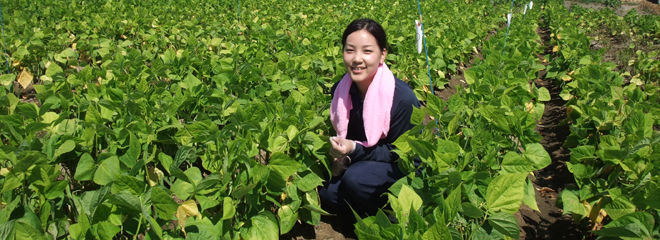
[{"x1": 348, "y1": 91, "x2": 420, "y2": 163}]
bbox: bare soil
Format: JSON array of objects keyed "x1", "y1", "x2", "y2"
[
  {"x1": 509, "y1": 24, "x2": 585, "y2": 239},
  {"x1": 563, "y1": 1, "x2": 655, "y2": 16}
]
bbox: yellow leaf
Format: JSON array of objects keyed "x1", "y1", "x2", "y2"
[
  {"x1": 588, "y1": 199, "x2": 603, "y2": 224},
  {"x1": 147, "y1": 167, "x2": 164, "y2": 187},
  {"x1": 562, "y1": 75, "x2": 572, "y2": 81},
  {"x1": 552, "y1": 46, "x2": 559, "y2": 52},
  {"x1": 525, "y1": 102, "x2": 534, "y2": 112},
  {"x1": 177, "y1": 200, "x2": 200, "y2": 238},
  {"x1": 17, "y1": 68, "x2": 33, "y2": 89},
  {"x1": 437, "y1": 70, "x2": 445, "y2": 79},
  {"x1": 0, "y1": 168, "x2": 10, "y2": 176},
  {"x1": 596, "y1": 209, "x2": 607, "y2": 224}
]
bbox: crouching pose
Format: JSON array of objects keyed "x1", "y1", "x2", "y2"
[{"x1": 319, "y1": 18, "x2": 420, "y2": 217}]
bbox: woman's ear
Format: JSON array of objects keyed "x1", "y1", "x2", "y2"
[{"x1": 380, "y1": 48, "x2": 387, "y2": 64}]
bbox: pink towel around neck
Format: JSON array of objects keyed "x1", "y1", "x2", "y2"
[{"x1": 330, "y1": 63, "x2": 395, "y2": 147}]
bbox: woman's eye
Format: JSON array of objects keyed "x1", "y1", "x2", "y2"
[
  {"x1": 365, "y1": 50, "x2": 372, "y2": 53},
  {"x1": 345, "y1": 49, "x2": 353, "y2": 53}
]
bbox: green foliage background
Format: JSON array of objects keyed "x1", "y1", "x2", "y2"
[{"x1": 0, "y1": 0, "x2": 659, "y2": 239}]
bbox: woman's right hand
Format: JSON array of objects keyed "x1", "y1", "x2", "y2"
[
  {"x1": 331, "y1": 156, "x2": 351, "y2": 177},
  {"x1": 329, "y1": 137, "x2": 356, "y2": 159}
]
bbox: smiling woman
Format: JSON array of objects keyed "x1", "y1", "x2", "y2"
[{"x1": 319, "y1": 18, "x2": 421, "y2": 219}]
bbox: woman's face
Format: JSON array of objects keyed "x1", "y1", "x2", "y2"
[{"x1": 343, "y1": 29, "x2": 386, "y2": 88}]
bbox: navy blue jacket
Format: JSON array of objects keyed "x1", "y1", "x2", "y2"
[{"x1": 330, "y1": 77, "x2": 421, "y2": 163}]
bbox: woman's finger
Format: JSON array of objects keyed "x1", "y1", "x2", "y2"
[{"x1": 329, "y1": 137, "x2": 340, "y2": 149}]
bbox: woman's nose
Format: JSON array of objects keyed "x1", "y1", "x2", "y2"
[{"x1": 352, "y1": 52, "x2": 363, "y2": 63}]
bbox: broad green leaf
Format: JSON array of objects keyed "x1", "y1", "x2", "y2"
[
  {"x1": 195, "y1": 173, "x2": 222, "y2": 192},
  {"x1": 106, "y1": 191, "x2": 141, "y2": 212},
  {"x1": 268, "y1": 153, "x2": 302, "y2": 180},
  {"x1": 523, "y1": 143, "x2": 551, "y2": 170},
  {"x1": 53, "y1": 139, "x2": 76, "y2": 161},
  {"x1": 488, "y1": 212, "x2": 520, "y2": 239},
  {"x1": 151, "y1": 187, "x2": 178, "y2": 220},
  {"x1": 285, "y1": 125, "x2": 298, "y2": 141},
  {"x1": 1, "y1": 172, "x2": 22, "y2": 193},
  {"x1": 93, "y1": 155, "x2": 120, "y2": 185},
  {"x1": 269, "y1": 136, "x2": 289, "y2": 153},
  {"x1": 603, "y1": 195, "x2": 636, "y2": 220},
  {"x1": 118, "y1": 133, "x2": 140, "y2": 168},
  {"x1": 408, "y1": 206, "x2": 427, "y2": 234},
  {"x1": 411, "y1": 106, "x2": 425, "y2": 125},
  {"x1": 2, "y1": 151, "x2": 47, "y2": 193},
  {"x1": 74, "y1": 153, "x2": 95, "y2": 181},
  {"x1": 278, "y1": 204, "x2": 298, "y2": 234},
  {"x1": 45, "y1": 63, "x2": 63, "y2": 78},
  {"x1": 296, "y1": 173, "x2": 324, "y2": 192},
  {"x1": 222, "y1": 197, "x2": 235, "y2": 220},
  {"x1": 398, "y1": 185, "x2": 423, "y2": 220},
  {"x1": 244, "y1": 212, "x2": 278, "y2": 240},
  {"x1": 0, "y1": 198, "x2": 19, "y2": 223},
  {"x1": 7, "y1": 93, "x2": 19, "y2": 114},
  {"x1": 0, "y1": 221, "x2": 15, "y2": 240},
  {"x1": 464, "y1": 69, "x2": 477, "y2": 85},
  {"x1": 593, "y1": 212, "x2": 654, "y2": 239},
  {"x1": 93, "y1": 222, "x2": 121, "y2": 240},
  {"x1": 460, "y1": 202, "x2": 483, "y2": 218},
  {"x1": 15, "y1": 221, "x2": 48, "y2": 240},
  {"x1": 644, "y1": 190, "x2": 660, "y2": 210},
  {"x1": 44, "y1": 180, "x2": 68, "y2": 200},
  {"x1": 523, "y1": 178, "x2": 540, "y2": 212},
  {"x1": 559, "y1": 189, "x2": 586, "y2": 217},
  {"x1": 445, "y1": 184, "x2": 461, "y2": 221},
  {"x1": 570, "y1": 146, "x2": 596, "y2": 162},
  {"x1": 501, "y1": 152, "x2": 533, "y2": 174},
  {"x1": 578, "y1": 55, "x2": 592, "y2": 65},
  {"x1": 148, "y1": 216, "x2": 163, "y2": 239},
  {"x1": 111, "y1": 174, "x2": 145, "y2": 195},
  {"x1": 422, "y1": 222, "x2": 452, "y2": 240},
  {"x1": 375, "y1": 209, "x2": 392, "y2": 229},
  {"x1": 81, "y1": 187, "x2": 110, "y2": 220},
  {"x1": 181, "y1": 73, "x2": 202, "y2": 89},
  {"x1": 158, "y1": 152, "x2": 173, "y2": 174},
  {"x1": 0, "y1": 74, "x2": 15, "y2": 86},
  {"x1": 85, "y1": 105, "x2": 102, "y2": 124},
  {"x1": 486, "y1": 173, "x2": 526, "y2": 213},
  {"x1": 537, "y1": 87, "x2": 551, "y2": 101},
  {"x1": 436, "y1": 139, "x2": 462, "y2": 165},
  {"x1": 170, "y1": 178, "x2": 194, "y2": 200}
]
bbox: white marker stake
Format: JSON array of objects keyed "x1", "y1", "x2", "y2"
[
  {"x1": 530, "y1": 1, "x2": 533, "y2": 9},
  {"x1": 507, "y1": 13, "x2": 512, "y2": 28},
  {"x1": 524, "y1": 4, "x2": 528, "y2": 15},
  {"x1": 415, "y1": 20, "x2": 423, "y2": 54}
]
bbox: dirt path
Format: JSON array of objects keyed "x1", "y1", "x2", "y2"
[
  {"x1": 564, "y1": 0, "x2": 656, "y2": 16},
  {"x1": 512, "y1": 18, "x2": 587, "y2": 238}
]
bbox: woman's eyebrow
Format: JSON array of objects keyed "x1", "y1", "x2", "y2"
[{"x1": 345, "y1": 44, "x2": 374, "y2": 48}]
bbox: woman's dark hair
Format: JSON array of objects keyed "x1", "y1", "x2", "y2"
[{"x1": 342, "y1": 18, "x2": 387, "y2": 51}]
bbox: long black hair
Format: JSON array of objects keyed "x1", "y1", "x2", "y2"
[{"x1": 342, "y1": 19, "x2": 387, "y2": 51}]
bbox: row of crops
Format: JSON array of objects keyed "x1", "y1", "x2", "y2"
[
  {"x1": 0, "y1": 0, "x2": 658, "y2": 239},
  {"x1": 544, "y1": 2, "x2": 660, "y2": 238}
]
